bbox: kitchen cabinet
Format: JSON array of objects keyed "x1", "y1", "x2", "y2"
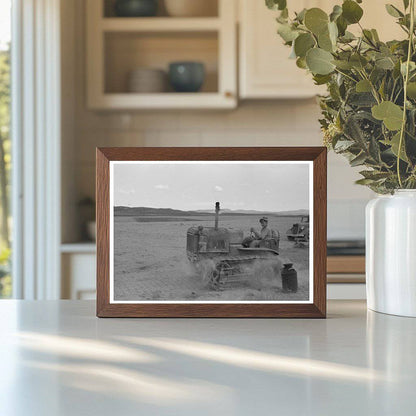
[
  {"x1": 86, "y1": 0, "x2": 237, "y2": 109},
  {"x1": 61, "y1": 245, "x2": 96, "y2": 300},
  {"x1": 239, "y1": 0, "x2": 325, "y2": 99},
  {"x1": 238, "y1": 0, "x2": 404, "y2": 99}
]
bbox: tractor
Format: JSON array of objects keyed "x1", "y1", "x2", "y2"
[
  {"x1": 186, "y1": 202, "x2": 292, "y2": 289},
  {"x1": 286, "y1": 215, "x2": 310, "y2": 246}
]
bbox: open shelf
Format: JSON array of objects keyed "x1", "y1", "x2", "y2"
[
  {"x1": 101, "y1": 17, "x2": 221, "y2": 32},
  {"x1": 90, "y1": 92, "x2": 235, "y2": 109},
  {"x1": 61, "y1": 242, "x2": 96, "y2": 254},
  {"x1": 104, "y1": 31, "x2": 219, "y2": 94},
  {"x1": 86, "y1": 0, "x2": 236, "y2": 109},
  {"x1": 103, "y1": 0, "x2": 219, "y2": 18}
]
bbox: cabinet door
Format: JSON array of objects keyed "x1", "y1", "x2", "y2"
[
  {"x1": 360, "y1": 0, "x2": 404, "y2": 41},
  {"x1": 86, "y1": 0, "x2": 237, "y2": 109},
  {"x1": 62, "y1": 253, "x2": 96, "y2": 300},
  {"x1": 239, "y1": 0, "x2": 402, "y2": 99},
  {"x1": 239, "y1": 0, "x2": 321, "y2": 99}
]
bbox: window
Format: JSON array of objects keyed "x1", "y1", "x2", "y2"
[{"x1": 0, "y1": 0, "x2": 11, "y2": 298}]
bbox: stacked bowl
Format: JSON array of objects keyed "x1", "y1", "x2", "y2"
[
  {"x1": 164, "y1": 0, "x2": 217, "y2": 17},
  {"x1": 127, "y1": 68, "x2": 167, "y2": 93}
]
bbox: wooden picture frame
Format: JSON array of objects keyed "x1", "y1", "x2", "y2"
[{"x1": 96, "y1": 147, "x2": 327, "y2": 318}]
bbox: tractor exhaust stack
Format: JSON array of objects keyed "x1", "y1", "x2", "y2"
[{"x1": 215, "y1": 202, "x2": 220, "y2": 230}]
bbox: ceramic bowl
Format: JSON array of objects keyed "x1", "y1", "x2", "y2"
[
  {"x1": 127, "y1": 68, "x2": 167, "y2": 93},
  {"x1": 168, "y1": 62, "x2": 205, "y2": 93},
  {"x1": 114, "y1": 0, "x2": 158, "y2": 17}
]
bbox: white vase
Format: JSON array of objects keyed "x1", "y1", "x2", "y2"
[{"x1": 366, "y1": 190, "x2": 416, "y2": 317}]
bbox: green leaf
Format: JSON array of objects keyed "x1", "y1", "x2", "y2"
[
  {"x1": 317, "y1": 22, "x2": 338, "y2": 53},
  {"x1": 313, "y1": 74, "x2": 332, "y2": 85},
  {"x1": 371, "y1": 29, "x2": 380, "y2": 42},
  {"x1": 350, "y1": 53, "x2": 368, "y2": 69},
  {"x1": 330, "y1": 5, "x2": 343, "y2": 22},
  {"x1": 334, "y1": 139, "x2": 355, "y2": 152},
  {"x1": 360, "y1": 170, "x2": 391, "y2": 180},
  {"x1": 295, "y1": 8, "x2": 307, "y2": 22},
  {"x1": 385, "y1": 4, "x2": 403, "y2": 18},
  {"x1": 382, "y1": 132, "x2": 409, "y2": 162},
  {"x1": 363, "y1": 29, "x2": 375, "y2": 44},
  {"x1": 375, "y1": 57, "x2": 395, "y2": 70},
  {"x1": 379, "y1": 78, "x2": 386, "y2": 99},
  {"x1": 344, "y1": 114, "x2": 368, "y2": 147},
  {"x1": 276, "y1": 8, "x2": 289, "y2": 24},
  {"x1": 401, "y1": 61, "x2": 416, "y2": 76},
  {"x1": 340, "y1": 31, "x2": 356, "y2": 42},
  {"x1": 356, "y1": 178, "x2": 377, "y2": 185},
  {"x1": 277, "y1": 23, "x2": 299, "y2": 42},
  {"x1": 372, "y1": 101, "x2": 404, "y2": 130},
  {"x1": 294, "y1": 33, "x2": 315, "y2": 57},
  {"x1": 328, "y1": 21, "x2": 338, "y2": 45},
  {"x1": 306, "y1": 48, "x2": 335, "y2": 75},
  {"x1": 407, "y1": 82, "x2": 416, "y2": 99},
  {"x1": 333, "y1": 59, "x2": 353, "y2": 70},
  {"x1": 393, "y1": 61, "x2": 402, "y2": 78},
  {"x1": 349, "y1": 92, "x2": 376, "y2": 107},
  {"x1": 304, "y1": 8, "x2": 329, "y2": 35},
  {"x1": 342, "y1": 0, "x2": 363, "y2": 24},
  {"x1": 296, "y1": 57, "x2": 307, "y2": 69},
  {"x1": 318, "y1": 31, "x2": 333, "y2": 52},
  {"x1": 266, "y1": 0, "x2": 287, "y2": 11},
  {"x1": 336, "y1": 15, "x2": 348, "y2": 36},
  {"x1": 371, "y1": 67, "x2": 386, "y2": 85},
  {"x1": 280, "y1": 8, "x2": 289, "y2": 19},
  {"x1": 350, "y1": 152, "x2": 368, "y2": 167},
  {"x1": 356, "y1": 79, "x2": 372, "y2": 92},
  {"x1": 369, "y1": 137, "x2": 381, "y2": 162}
]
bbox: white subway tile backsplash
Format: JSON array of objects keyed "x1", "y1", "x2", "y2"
[
  {"x1": 73, "y1": 100, "x2": 374, "y2": 241},
  {"x1": 145, "y1": 131, "x2": 202, "y2": 146},
  {"x1": 131, "y1": 111, "x2": 183, "y2": 130}
]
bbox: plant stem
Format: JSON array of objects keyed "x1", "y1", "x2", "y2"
[
  {"x1": 334, "y1": 68, "x2": 357, "y2": 83},
  {"x1": 397, "y1": 0, "x2": 415, "y2": 188},
  {"x1": 358, "y1": 69, "x2": 380, "y2": 104}
]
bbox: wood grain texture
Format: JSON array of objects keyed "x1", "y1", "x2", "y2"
[
  {"x1": 96, "y1": 147, "x2": 327, "y2": 318},
  {"x1": 327, "y1": 256, "x2": 365, "y2": 274},
  {"x1": 327, "y1": 274, "x2": 365, "y2": 283}
]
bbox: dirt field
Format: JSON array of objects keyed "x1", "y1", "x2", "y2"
[{"x1": 113, "y1": 214, "x2": 310, "y2": 302}]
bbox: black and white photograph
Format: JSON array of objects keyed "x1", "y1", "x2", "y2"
[{"x1": 110, "y1": 161, "x2": 313, "y2": 303}]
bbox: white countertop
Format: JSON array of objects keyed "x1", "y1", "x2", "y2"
[{"x1": 0, "y1": 300, "x2": 415, "y2": 416}]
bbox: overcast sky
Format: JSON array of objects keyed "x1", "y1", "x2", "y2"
[{"x1": 113, "y1": 162, "x2": 310, "y2": 212}]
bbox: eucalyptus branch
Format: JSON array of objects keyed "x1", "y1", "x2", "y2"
[
  {"x1": 393, "y1": 86, "x2": 404, "y2": 104},
  {"x1": 334, "y1": 68, "x2": 357, "y2": 83},
  {"x1": 397, "y1": 0, "x2": 415, "y2": 188},
  {"x1": 390, "y1": 79, "x2": 398, "y2": 101},
  {"x1": 358, "y1": 69, "x2": 381, "y2": 104},
  {"x1": 267, "y1": 0, "x2": 416, "y2": 193}
]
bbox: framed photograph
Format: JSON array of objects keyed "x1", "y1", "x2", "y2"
[{"x1": 96, "y1": 147, "x2": 327, "y2": 318}]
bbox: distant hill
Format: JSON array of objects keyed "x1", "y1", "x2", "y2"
[
  {"x1": 114, "y1": 206, "x2": 309, "y2": 217},
  {"x1": 114, "y1": 206, "x2": 205, "y2": 217},
  {"x1": 196, "y1": 208, "x2": 309, "y2": 216}
]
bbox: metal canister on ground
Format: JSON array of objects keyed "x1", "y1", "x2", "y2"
[{"x1": 282, "y1": 263, "x2": 298, "y2": 293}]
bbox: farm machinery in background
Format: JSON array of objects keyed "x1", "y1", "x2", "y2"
[
  {"x1": 286, "y1": 215, "x2": 309, "y2": 248},
  {"x1": 186, "y1": 202, "x2": 297, "y2": 292}
]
